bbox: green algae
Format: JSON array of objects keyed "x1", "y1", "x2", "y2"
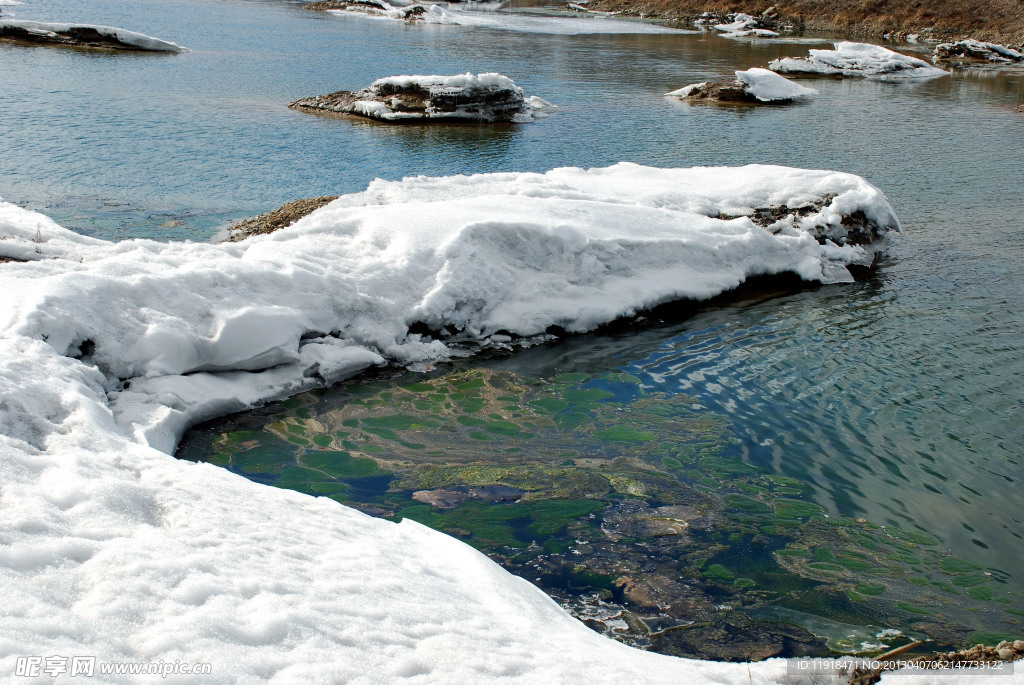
[
  {"x1": 968, "y1": 586, "x2": 996, "y2": 601},
  {"x1": 301, "y1": 451, "x2": 385, "y2": 479},
  {"x1": 704, "y1": 564, "x2": 735, "y2": 581},
  {"x1": 595, "y1": 426, "x2": 655, "y2": 443},
  {"x1": 176, "y1": 362, "x2": 1022, "y2": 657}
]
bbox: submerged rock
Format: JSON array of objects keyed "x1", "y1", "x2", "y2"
[
  {"x1": 0, "y1": 20, "x2": 185, "y2": 52},
  {"x1": 770, "y1": 41, "x2": 948, "y2": 79},
  {"x1": 934, "y1": 39, "x2": 1024, "y2": 64},
  {"x1": 667, "y1": 68, "x2": 816, "y2": 104},
  {"x1": 290, "y1": 73, "x2": 551, "y2": 123}
]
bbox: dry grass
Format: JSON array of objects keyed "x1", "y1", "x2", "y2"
[{"x1": 588, "y1": 0, "x2": 1024, "y2": 45}]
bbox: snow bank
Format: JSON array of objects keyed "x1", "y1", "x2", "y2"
[
  {"x1": 770, "y1": 41, "x2": 948, "y2": 79},
  {"x1": 0, "y1": 164, "x2": 905, "y2": 682},
  {"x1": 2, "y1": 164, "x2": 899, "y2": 450},
  {"x1": 0, "y1": 19, "x2": 185, "y2": 52}
]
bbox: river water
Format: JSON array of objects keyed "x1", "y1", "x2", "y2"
[{"x1": 4, "y1": 0, "x2": 1023, "y2": 659}]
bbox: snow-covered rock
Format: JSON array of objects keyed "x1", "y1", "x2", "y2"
[
  {"x1": 668, "y1": 68, "x2": 816, "y2": 103},
  {"x1": 933, "y1": 39, "x2": 1024, "y2": 64},
  {"x1": 0, "y1": 164, "x2": 903, "y2": 682},
  {"x1": 712, "y1": 12, "x2": 779, "y2": 38},
  {"x1": 770, "y1": 41, "x2": 948, "y2": 79},
  {"x1": 306, "y1": 0, "x2": 430, "y2": 22},
  {"x1": 0, "y1": 19, "x2": 185, "y2": 51},
  {"x1": 290, "y1": 72, "x2": 551, "y2": 123}
]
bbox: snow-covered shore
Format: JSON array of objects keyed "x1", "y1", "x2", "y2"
[{"x1": 0, "y1": 163, "x2": 911, "y2": 682}]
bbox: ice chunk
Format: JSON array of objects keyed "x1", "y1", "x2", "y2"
[
  {"x1": 770, "y1": 41, "x2": 948, "y2": 79},
  {"x1": 736, "y1": 68, "x2": 817, "y2": 101}
]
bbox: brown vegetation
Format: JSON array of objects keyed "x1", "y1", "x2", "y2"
[{"x1": 587, "y1": 0, "x2": 1024, "y2": 45}]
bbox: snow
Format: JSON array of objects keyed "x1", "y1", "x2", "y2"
[
  {"x1": 713, "y1": 13, "x2": 779, "y2": 38},
  {"x1": 736, "y1": 68, "x2": 817, "y2": 101},
  {"x1": 0, "y1": 163, "x2": 918, "y2": 682},
  {"x1": 665, "y1": 82, "x2": 706, "y2": 98},
  {"x1": 770, "y1": 41, "x2": 948, "y2": 79},
  {"x1": 0, "y1": 19, "x2": 186, "y2": 52},
  {"x1": 329, "y1": 3, "x2": 689, "y2": 34}
]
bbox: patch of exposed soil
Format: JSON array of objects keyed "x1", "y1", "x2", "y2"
[{"x1": 226, "y1": 196, "x2": 338, "y2": 242}]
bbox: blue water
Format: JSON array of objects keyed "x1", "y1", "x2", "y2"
[{"x1": 4, "y1": 0, "x2": 1024, "y2": 617}]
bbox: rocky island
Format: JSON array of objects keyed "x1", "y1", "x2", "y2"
[
  {"x1": 668, "y1": 67, "x2": 816, "y2": 103},
  {"x1": 289, "y1": 73, "x2": 551, "y2": 123}
]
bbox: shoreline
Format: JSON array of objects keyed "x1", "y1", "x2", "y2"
[{"x1": 584, "y1": 0, "x2": 1024, "y2": 46}]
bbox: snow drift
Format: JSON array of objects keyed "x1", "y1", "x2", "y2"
[
  {"x1": 1, "y1": 163, "x2": 906, "y2": 682},
  {"x1": 770, "y1": 41, "x2": 948, "y2": 79}
]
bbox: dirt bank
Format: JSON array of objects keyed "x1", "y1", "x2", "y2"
[
  {"x1": 586, "y1": 0, "x2": 1024, "y2": 46},
  {"x1": 226, "y1": 196, "x2": 338, "y2": 242}
]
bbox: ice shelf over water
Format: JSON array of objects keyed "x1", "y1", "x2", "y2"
[
  {"x1": 770, "y1": 41, "x2": 948, "y2": 79},
  {"x1": 8, "y1": 163, "x2": 995, "y2": 684}
]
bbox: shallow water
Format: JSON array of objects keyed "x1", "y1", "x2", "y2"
[{"x1": 5, "y1": 0, "x2": 1024, "y2": 656}]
